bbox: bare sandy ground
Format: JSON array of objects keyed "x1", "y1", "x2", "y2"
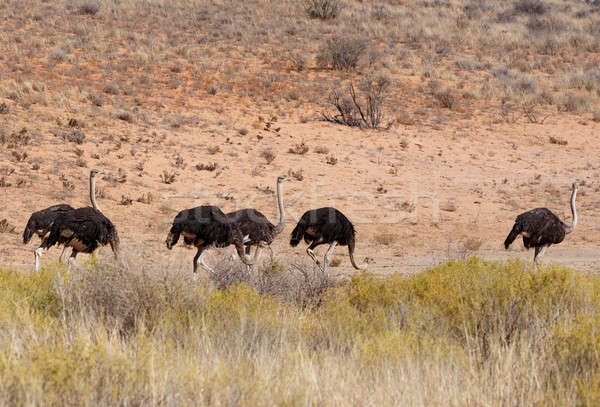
[{"x1": 2, "y1": 109, "x2": 599, "y2": 276}]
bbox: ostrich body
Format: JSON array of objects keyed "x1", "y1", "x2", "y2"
[
  {"x1": 23, "y1": 204, "x2": 74, "y2": 271},
  {"x1": 226, "y1": 175, "x2": 289, "y2": 265},
  {"x1": 290, "y1": 207, "x2": 362, "y2": 271},
  {"x1": 41, "y1": 170, "x2": 120, "y2": 270},
  {"x1": 504, "y1": 183, "x2": 578, "y2": 263},
  {"x1": 165, "y1": 205, "x2": 254, "y2": 277}
]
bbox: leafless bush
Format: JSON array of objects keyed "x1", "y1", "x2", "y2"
[
  {"x1": 61, "y1": 260, "x2": 206, "y2": 335},
  {"x1": 559, "y1": 94, "x2": 592, "y2": 113},
  {"x1": 288, "y1": 169, "x2": 304, "y2": 181},
  {"x1": 261, "y1": 149, "x2": 276, "y2": 164},
  {"x1": 210, "y1": 260, "x2": 337, "y2": 308},
  {"x1": 317, "y1": 35, "x2": 367, "y2": 71},
  {"x1": 0, "y1": 219, "x2": 16, "y2": 233},
  {"x1": 305, "y1": 0, "x2": 342, "y2": 19},
  {"x1": 160, "y1": 170, "x2": 177, "y2": 184},
  {"x1": 196, "y1": 162, "x2": 218, "y2": 171},
  {"x1": 288, "y1": 142, "x2": 309, "y2": 155},
  {"x1": 433, "y1": 88, "x2": 456, "y2": 109},
  {"x1": 60, "y1": 130, "x2": 85, "y2": 144},
  {"x1": 323, "y1": 75, "x2": 392, "y2": 129},
  {"x1": 326, "y1": 155, "x2": 338, "y2": 165},
  {"x1": 136, "y1": 192, "x2": 154, "y2": 204},
  {"x1": 549, "y1": 136, "x2": 567, "y2": 146},
  {"x1": 120, "y1": 195, "x2": 133, "y2": 206}
]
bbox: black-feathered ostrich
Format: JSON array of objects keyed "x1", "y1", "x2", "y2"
[
  {"x1": 290, "y1": 207, "x2": 363, "y2": 271},
  {"x1": 23, "y1": 204, "x2": 74, "y2": 272},
  {"x1": 166, "y1": 205, "x2": 254, "y2": 278},
  {"x1": 504, "y1": 182, "x2": 578, "y2": 263},
  {"x1": 226, "y1": 175, "x2": 289, "y2": 266},
  {"x1": 41, "y1": 170, "x2": 120, "y2": 271}
]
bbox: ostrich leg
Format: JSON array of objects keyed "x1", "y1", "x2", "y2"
[
  {"x1": 193, "y1": 246, "x2": 213, "y2": 280},
  {"x1": 534, "y1": 245, "x2": 549, "y2": 264},
  {"x1": 59, "y1": 246, "x2": 69, "y2": 264},
  {"x1": 67, "y1": 250, "x2": 79, "y2": 272},
  {"x1": 323, "y1": 241, "x2": 338, "y2": 270},
  {"x1": 34, "y1": 247, "x2": 44, "y2": 272},
  {"x1": 306, "y1": 241, "x2": 325, "y2": 271}
]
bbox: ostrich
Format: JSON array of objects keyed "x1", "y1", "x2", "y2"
[
  {"x1": 504, "y1": 182, "x2": 578, "y2": 263},
  {"x1": 226, "y1": 175, "x2": 289, "y2": 266},
  {"x1": 290, "y1": 207, "x2": 363, "y2": 271},
  {"x1": 23, "y1": 204, "x2": 74, "y2": 272},
  {"x1": 165, "y1": 205, "x2": 254, "y2": 278},
  {"x1": 41, "y1": 170, "x2": 120, "y2": 270}
]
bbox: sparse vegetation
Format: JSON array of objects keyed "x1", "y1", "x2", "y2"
[
  {"x1": 160, "y1": 170, "x2": 177, "y2": 184},
  {"x1": 324, "y1": 75, "x2": 392, "y2": 129},
  {"x1": 261, "y1": 149, "x2": 277, "y2": 164},
  {"x1": 196, "y1": 162, "x2": 218, "y2": 172},
  {"x1": 288, "y1": 142, "x2": 309, "y2": 155},
  {"x1": 305, "y1": 0, "x2": 342, "y2": 19},
  {"x1": 0, "y1": 259, "x2": 598, "y2": 405},
  {"x1": 374, "y1": 232, "x2": 397, "y2": 246},
  {"x1": 317, "y1": 35, "x2": 367, "y2": 71},
  {"x1": 136, "y1": 192, "x2": 154, "y2": 204}
]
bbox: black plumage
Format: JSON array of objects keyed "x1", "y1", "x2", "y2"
[
  {"x1": 504, "y1": 183, "x2": 578, "y2": 262},
  {"x1": 23, "y1": 204, "x2": 74, "y2": 244},
  {"x1": 166, "y1": 205, "x2": 252, "y2": 275},
  {"x1": 226, "y1": 175, "x2": 288, "y2": 264},
  {"x1": 42, "y1": 207, "x2": 120, "y2": 257},
  {"x1": 504, "y1": 208, "x2": 566, "y2": 249},
  {"x1": 227, "y1": 209, "x2": 276, "y2": 245},
  {"x1": 290, "y1": 207, "x2": 361, "y2": 270}
]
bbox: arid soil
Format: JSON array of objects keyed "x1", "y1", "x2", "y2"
[
  {"x1": 1, "y1": 0, "x2": 599, "y2": 275},
  {"x1": 2, "y1": 112, "x2": 598, "y2": 275}
]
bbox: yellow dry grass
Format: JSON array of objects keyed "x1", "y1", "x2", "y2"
[{"x1": 0, "y1": 257, "x2": 599, "y2": 406}]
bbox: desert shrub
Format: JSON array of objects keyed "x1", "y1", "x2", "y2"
[
  {"x1": 514, "y1": 0, "x2": 547, "y2": 15},
  {"x1": 1, "y1": 258, "x2": 599, "y2": 405},
  {"x1": 77, "y1": 1, "x2": 100, "y2": 15},
  {"x1": 317, "y1": 35, "x2": 367, "y2": 71},
  {"x1": 559, "y1": 94, "x2": 592, "y2": 112},
  {"x1": 323, "y1": 74, "x2": 392, "y2": 128},
  {"x1": 305, "y1": 0, "x2": 342, "y2": 19}
]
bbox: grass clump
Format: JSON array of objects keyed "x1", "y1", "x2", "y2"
[
  {"x1": 0, "y1": 258, "x2": 599, "y2": 405},
  {"x1": 305, "y1": 0, "x2": 342, "y2": 19},
  {"x1": 317, "y1": 35, "x2": 367, "y2": 71}
]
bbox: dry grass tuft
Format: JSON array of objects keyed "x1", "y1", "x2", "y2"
[{"x1": 0, "y1": 258, "x2": 598, "y2": 405}]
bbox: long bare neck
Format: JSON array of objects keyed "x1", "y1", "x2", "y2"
[
  {"x1": 90, "y1": 174, "x2": 101, "y2": 212},
  {"x1": 273, "y1": 181, "x2": 285, "y2": 235},
  {"x1": 565, "y1": 188, "x2": 577, "y2": 234}
]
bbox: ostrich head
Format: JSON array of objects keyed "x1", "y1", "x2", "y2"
[
  {"x1": 277, "y1": 175, "x2": 290, "y2": 183},
  {"x1": 572, "y1": 182, "x2": 579, "y2": 192},
  {"x1": 166, "y1": 232, "x2": 175, "y2": 249},
  {"x1": 90, "y1": 169, "x2": 104, "y2": 177}
]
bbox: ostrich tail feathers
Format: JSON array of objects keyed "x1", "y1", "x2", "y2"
[
  {"x1": 290, "y1": 220, "x2": 307, "y2": 247},
  {"x1": 504, "y1": 223, "x2": 521, "y2": 249}
]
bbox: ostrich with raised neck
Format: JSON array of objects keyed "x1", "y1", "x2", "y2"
[
  {"x1": 226, "y1": 175, "x2": 289, "y2": 266},
  {"x1": 504, "y1": 182, "x2": 578, "y2": 263},
  {"x1": 41, "y1": 170, "x2": 120, "y2": 271}
]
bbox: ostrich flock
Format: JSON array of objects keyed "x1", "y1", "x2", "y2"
[{"x1": 22, "y1": 169, "x2": 579, "y2": 276}]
